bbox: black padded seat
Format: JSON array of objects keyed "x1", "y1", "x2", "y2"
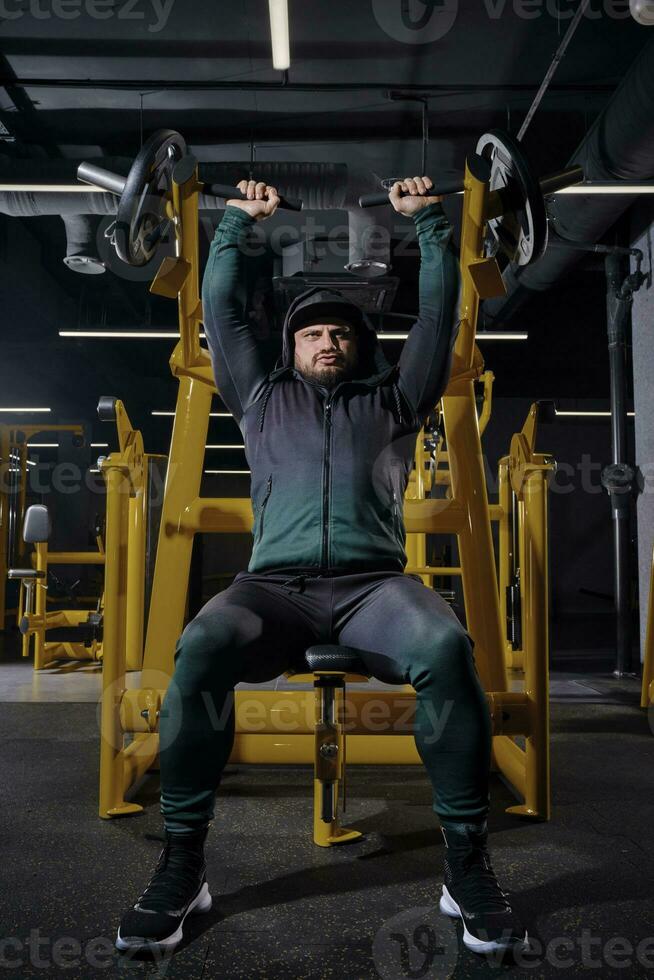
[{"x1": 304, "y1": 644, "x2": 371, "y2": 676}]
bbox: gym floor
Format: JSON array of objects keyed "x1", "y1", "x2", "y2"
[{"x1": 2, "y1": 632, "x2": 652, "y2": 980}]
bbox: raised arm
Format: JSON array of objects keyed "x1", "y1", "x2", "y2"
[
  {"x1": 201, "y1": 180, "x2": 280, "y2": 425},
  {"x1": 389, "y1": 178, "x2": 461, "y2": 427}
]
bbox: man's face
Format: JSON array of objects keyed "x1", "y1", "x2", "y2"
[{"x1": 293, "y1": 318, "x2": 359, "y2": 388}]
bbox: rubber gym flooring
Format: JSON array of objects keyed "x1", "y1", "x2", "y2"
[{"x1": 1, "y1": 632, "x2": 653, "y2": 980}]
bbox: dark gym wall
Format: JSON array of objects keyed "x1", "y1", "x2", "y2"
[
  {"x1": 630, "y1": 200, "x2": 654, "y2": 664},
  {"x1": 482, "y1": 397, "x2": 627, "y2": 654}
]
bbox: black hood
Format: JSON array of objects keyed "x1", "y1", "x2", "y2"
[{"x1": 277, "y1": 286, "x2": 394, "y2": 383}]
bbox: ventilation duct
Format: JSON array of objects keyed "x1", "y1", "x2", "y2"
[
  {"x1": 484, "y1": 36, "x2": 654, "y2": 325},
  {"x1": 0, "y1": 158, "x2": 393, "y2": 276},
  {"x1": 62, "y1": 214, "x2": 106, "y2": 274}
]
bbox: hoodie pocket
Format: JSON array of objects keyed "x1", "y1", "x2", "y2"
[{"x1": 253, "y1": 474, "x2": 273, "y2": 545}]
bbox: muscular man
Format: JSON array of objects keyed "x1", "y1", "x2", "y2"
[{"x1": 117, "y1": 177, "x2": 528, "y2": 957}]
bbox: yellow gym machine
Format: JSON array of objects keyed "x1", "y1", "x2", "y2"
[
  {"x1": 0, "y1": 421, "x2": 85, "y2": 629},
  {"x1": 9, "y1": 505, "x2": 105, "y2": 670},
  {"x1": 80, "y1": 129, "x2": 581, "y2": 833}
]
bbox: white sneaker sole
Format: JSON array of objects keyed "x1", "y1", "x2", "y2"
[
  {"x1": 115, "y1": 881, "x2": 212, "y2": 953},
  {"x1": 439, "y1": 884, "x2": 528, "y2": 954}
]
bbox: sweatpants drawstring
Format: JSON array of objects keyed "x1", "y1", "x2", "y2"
[{"x1": 282, "y1": 573, "x2": 324, "y2": 594}]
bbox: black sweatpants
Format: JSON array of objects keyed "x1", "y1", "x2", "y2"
[{"x1": 159, "y1": 569, "x2": 492, "y2": 833}]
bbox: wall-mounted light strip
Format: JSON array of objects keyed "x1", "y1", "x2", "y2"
[
  {"x1": 10, "y1": 182, "x2": 654, "y2": 196},
  {"x1": 26, "y1": 442, "x2": 109, "y2": 448},
  {"x1": 0, "y1": 184, "x2": 112, "y2": 192},
  {"x1": 555, "y1": 409, "x2": 635, "y2": 417},
  {"x1": 152, "y1": 411, "x2": 232, "y2": 418},
  {"x1": 437, "y1": 184, "x2": 654, "y2": 197},
  {"x1": 554, "y1": 183, "x2": 654, "y2": 195},
  {"x1": 59, "y1": 330, "x2": 208, "y2": 340},
  {"x1": 61, "y1": 328, "x2": 529, "y2": 343},
  {"x1": 205, "y1": 444, "x2": 245, "y2": 450},
  {"x1": 204, "y1": 469, "x2": 251, "y2": 475},
  {"x1": 62, "y1": 328, "x2": 529, "y2": 344},
  {"x1": 379, "y1": 331, "x2": 528, "y2": 341},
  {"x1": 0, "y1": 407, "x2": 51, "y2": 413}
]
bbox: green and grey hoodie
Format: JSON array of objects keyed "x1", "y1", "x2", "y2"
[{"x1": 202, "y1": 202, "x2": 460, "y2": 575}]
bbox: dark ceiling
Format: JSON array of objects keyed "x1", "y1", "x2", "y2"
[{"x1": 0, "y1": 1, "x2": 650, "y2": 456}]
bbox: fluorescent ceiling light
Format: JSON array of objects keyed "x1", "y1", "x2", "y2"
[
  {"x1": 555, "y1": 409, "x2": 635, "y2": 417},
  {"x1": 63, "y1": 326, "x2": 524, "y2": 346},
  {"x1": 205, "y1": 444, "x2": 245, "y2": 450},
  {"x1": 397, "y1": 183, "x2": 654, "y2": 199},
  {"x1": 204, "y1": 469, "x2": 251, "y2": 475},
  {"x1": 60, "y1": 329, "x2": 208, "y2": 340},
  {"x1": 29, "y1": 442, "x2": 106, "y2": 448},
  {"x1": 379, "y1": 331, "x2": 527, "y2": 341},
  {"x1": 8, "y1": 180, "x2": 654, "y2": 197},
  {"x1": 0, "y1": 184, "x2": 110, "y2": 192},
  {"x1": 0, "y1": 407, "x2": 51, "y2": 413},
  {"x1": 554, "y1": 183, "x2": 654, "y2": 195},
  {"x1": 268, "y1": 0, "x2": 290, "y2": 70},
  {"x1": 152, "y1": 411, "x2": 232, "y2": 417},
  {"x1": 59, "y1": 330, "x2": 208, "y2": 339}
]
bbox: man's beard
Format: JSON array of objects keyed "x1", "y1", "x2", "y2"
[{"x1": 296, "y1": 359, "x2": 356, "y2": 389}]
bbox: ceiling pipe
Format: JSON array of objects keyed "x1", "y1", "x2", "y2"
[
  {"x1": 484, "y1": 36, "x2": 654, "y2": 325},
  {"x1": 0, "y1": 158, "x2": 392, "y2": 275},
  {"x1": 0, "y1": 76, "x2": 617, "y2": 94}
]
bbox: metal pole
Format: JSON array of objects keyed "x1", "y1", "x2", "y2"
[{"x1": 604, "y1": 253, "x2": 635, "y2": 676}]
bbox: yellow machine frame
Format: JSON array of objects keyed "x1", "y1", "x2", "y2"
[{"x1": 98, "y1": 155, "x2": 553, "y2": 830}]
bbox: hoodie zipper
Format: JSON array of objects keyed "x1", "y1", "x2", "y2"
[
  {"x1": 255, "y1": 474, "x2": 273, "y2": 543},
  {"x1": 321, "y1": 398, "x2": 333, "y2": 565}
]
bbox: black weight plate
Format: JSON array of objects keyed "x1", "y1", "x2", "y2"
[
  {"x1": 114, "y1": 129, "x2": 186, "y2": 267},
  {"x1": 475, "y1": 130, "x2": 547, "y2": 267}
]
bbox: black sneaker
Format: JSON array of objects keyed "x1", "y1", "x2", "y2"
[
  {"x1": 116, "y1": 826, "x2": 212, "y2": 953},
  {"x1": 439, "y1": 822, "x2": 528, "y2": 955}
]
